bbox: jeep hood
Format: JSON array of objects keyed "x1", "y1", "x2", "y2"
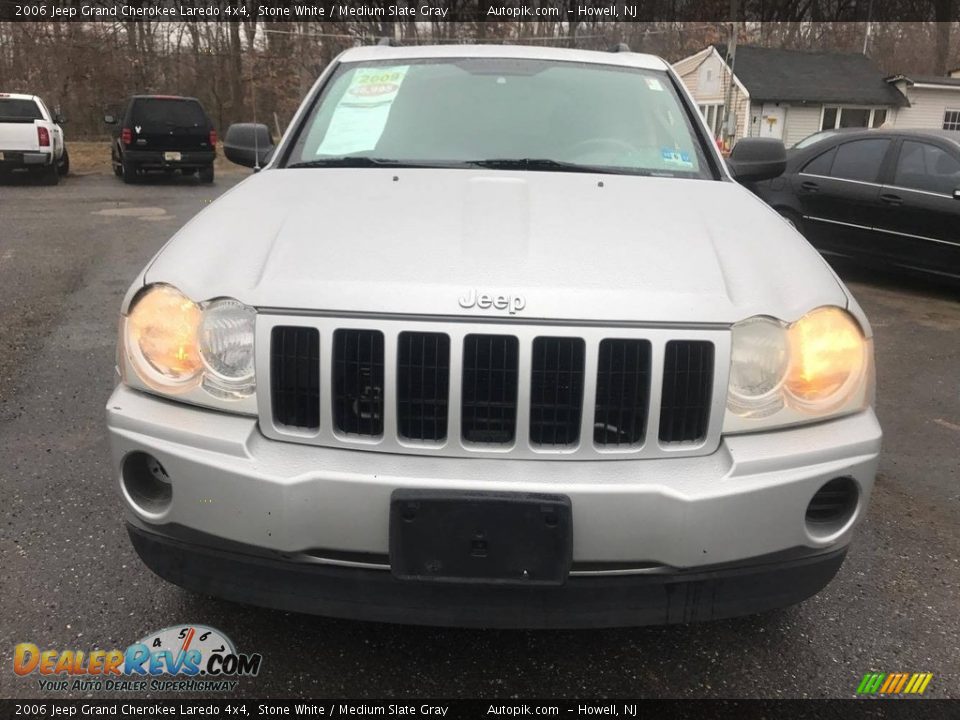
[{"x1": 144, "y1": 168, "x2": 846, "y2": 325}]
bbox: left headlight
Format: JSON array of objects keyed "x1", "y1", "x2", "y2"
[
  {"x1": 724, "y1": 306, "x2": 872, "y2": 433},
  {"x1": 122, "y1": 284, "x2": 257, "y2": 413}
]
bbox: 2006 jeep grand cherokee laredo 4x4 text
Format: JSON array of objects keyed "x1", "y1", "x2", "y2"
[{"x1": 106, "y1": 45, "x2": 882, "y2": 628}]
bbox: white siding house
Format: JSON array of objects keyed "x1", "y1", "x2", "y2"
[
  {"x1": 673, "y1": 46, "x2": 750, "y2": 144},
  {"x1": 884, "y1": 73, "x2": 960, "y2": 131},
  {"x1": 674, "y1": 45, "x2": 907, "y2": 148}
]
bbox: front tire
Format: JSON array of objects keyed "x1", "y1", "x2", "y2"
[{"x1": 198, "y1": 164, "x2": 214, "y2": 184}]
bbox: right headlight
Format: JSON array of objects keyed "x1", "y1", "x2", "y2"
[
  {"x1": 724, "y1": 306, "x2": 872, "y2": 433},
  {"x1": 121, "y1": 284, "x2": 257, "y2": 414},
  {"x1": 198, "y1": 298, "x2": 257, "y2": 399}
]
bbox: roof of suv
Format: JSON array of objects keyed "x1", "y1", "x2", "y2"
[
  {"x1": 338, "y1": 44, "x2": 670, "y2": 72},
  {"x1": 129, "y1": 94, "x2": 201, "y2": 102}
]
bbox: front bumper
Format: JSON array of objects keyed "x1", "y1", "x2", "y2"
[
  {"x1": 128, "y1": 520, "x2": 847, "y2": 627},
  {"x1": 107, "y1": 385, "x2": 881, "y2": 625}
]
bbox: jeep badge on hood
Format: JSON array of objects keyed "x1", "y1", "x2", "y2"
[{"x1": 458, "y1": 289, "x2": 526, "y2": 315}]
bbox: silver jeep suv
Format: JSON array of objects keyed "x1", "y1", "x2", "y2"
[{"x1": 106, "y1": 44, "x2": 881, "y2": 628}]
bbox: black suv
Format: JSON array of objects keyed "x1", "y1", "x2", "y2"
[{"x1": 105, "y1": 95, "x2": 216, "y2": 183}]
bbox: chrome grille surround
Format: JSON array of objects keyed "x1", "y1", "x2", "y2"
[{"x1": 256, "y1": 313, "x2": 731, "y2": 460}]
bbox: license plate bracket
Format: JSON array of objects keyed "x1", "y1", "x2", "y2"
[{"x1": 389, "y1": 490, "x2": 572, "y2": 586}]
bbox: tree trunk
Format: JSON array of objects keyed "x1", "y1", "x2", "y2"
[
  {"x1": 228, "y1": 21, "x2": 244, "y2": 127},
  {"x1": 933, "y1": 10, "x2": 953, "y2": 74}
]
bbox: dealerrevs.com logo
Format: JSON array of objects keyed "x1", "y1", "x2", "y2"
[{"x1": 14, "y1": 625, "x2": 262, "y2": 693}]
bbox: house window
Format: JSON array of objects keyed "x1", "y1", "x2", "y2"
[
  {"x1": 698, "y1": 103, "x2": 724, "y2": 137},
  {"x1": 944, "y1": 110, "x2": 960, "y2": 131},
  {"x1": 821, "y1": 108, "x2": 838, "y2": 130},
  {"x1": 820, "y1": 106, "x2": 887, "y2": 131}
]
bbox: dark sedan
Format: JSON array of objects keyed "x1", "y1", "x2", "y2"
[{"x1": 751, "y1": 129, "x2": 960, "y2": 280}]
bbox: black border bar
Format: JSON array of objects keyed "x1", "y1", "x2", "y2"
[
  {"x1": 1, "y1": 0, "x2": 958, "y2": 22},
  {"x1": 0, "y1": 699, "x2": 956, "y2": 719}
]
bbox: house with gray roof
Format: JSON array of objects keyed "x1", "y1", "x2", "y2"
[
  {"x1": 885, "y1": 70, "x2": 960, "y2": 132},
  {"x1": 673, "y1": 44, "x2": 911, "y2": 147}
]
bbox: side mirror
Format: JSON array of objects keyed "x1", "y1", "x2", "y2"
[
  {"x1": 954, "y1": 188, "x2": 960, "y2": 200},
  {"x1": 728, "y1": 137, "x2": 787, "y2": 183},
  {"x1": 55, "y1": 114, "x2": 67, "y2": 125},
  {"x1": 103, "y1": 114, "x2": 117, "y2": 125},
  {"x1": 224, "y1": 123, "x2": 274, "y2": 169}
]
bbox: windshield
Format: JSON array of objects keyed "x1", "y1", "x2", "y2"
[
  {"x1": 0, "y1": 98, "x2": 43, "y2": 121},
  {"x1": 285, "y1": 58, "x2": 713, "y2": 179}
]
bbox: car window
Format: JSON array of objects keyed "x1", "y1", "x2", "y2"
[
  {"x1": 829, "y1": 139, "x2": 890, "y2": 182},
  {"x1": 802, "y1": 147, "x2": 837, "y2": 175},
  {"x1": 893, "y1": 140, "x2": 960, "y2": 196},
  {"x1": 131, "y1": 99, "x2": 207, "y2": 128},
  {"x1": 286, "y1": 58, "x2": 713, "y2": 179},
  {"x1": 0, "y1": 98, "x2": 43, "y2": 121},
  {"x1": 793, "y1": 130, "x2": 839, "y2": 150}
]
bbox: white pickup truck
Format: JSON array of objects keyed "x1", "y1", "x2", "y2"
[{"x1": 0, "y1": 93, "x2": 68, "y2": 184}]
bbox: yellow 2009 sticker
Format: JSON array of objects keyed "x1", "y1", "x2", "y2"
[{"x1": 316, "y1": 66, "x2": 410, "y2": 156}]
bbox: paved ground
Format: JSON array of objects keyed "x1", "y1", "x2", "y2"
[{"x1": 1, "y1": 173, "x2": 958, "y2": 700}]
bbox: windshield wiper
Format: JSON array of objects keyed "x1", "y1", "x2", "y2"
[
  {"x1": 287, "y1": 157, "x2": 399, "y2": 169},
  {"x1": 468, "y1": 158, "x2": 651, "y2": 176},
  {"x1": 286, "y1": 156, "x2": 654, "y2": 175},
  {"x1": 287, "y1": 157, "x2": 469, "y2": 170}
]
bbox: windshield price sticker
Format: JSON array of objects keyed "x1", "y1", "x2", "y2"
[{"x1": 316, "y1": 66, "x2": 410, "y2": 156}]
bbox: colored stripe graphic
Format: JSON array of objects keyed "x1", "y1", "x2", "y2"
[
  {"x1": 857, "y1": 673, "x2": 886, "y2": 694},
  {"x1": 879, "y1": 674, "x2": 897, "y2": 693},
  {"x1": 857, "y1": 672, "x2": 933, "y2": 695}
]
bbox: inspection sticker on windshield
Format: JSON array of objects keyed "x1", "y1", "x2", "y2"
[
  {"x1": 661, "y1": 148, "x2": 694, "y2": 168},
  {"x1": 316, "y1": 65, "x2": 409, "y2": 156},
  {"x1": 645, "y1": 77, "x2": 664, "y2": 91}
]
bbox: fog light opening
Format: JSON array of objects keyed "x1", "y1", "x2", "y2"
[
  {"x1": 122, "y1": 452, "x2": 172, "y2": 515},
  {"x1": 805, "y1": 476, "x2": 859, "y2": 538}
]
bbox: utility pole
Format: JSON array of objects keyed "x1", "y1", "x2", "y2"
[
  {"x1": 862, "y1": 0, "x2": 873, "y2": 55},
  {"x1": 722, "y1": 0, "x2": 738, "y2": 149}
]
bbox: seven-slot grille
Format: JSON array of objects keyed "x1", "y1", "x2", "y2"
[
  {"x1": 270, "y1": 326, "x2": 320, "y2": 429},
  {"x1": 333, "y1": 329, "x2": 385, "y2": 436},
  {"x1": 265, "y1": 321, "x2": 722, "y2": 458},
  {"x1": 593, "y1": 339, "x2": 652, "y2": 447},
  {"x1": 461, "y1": 334, "x2": 519, "y2": 444},
  {"x1": 659, "y1": 340, "x2": 715, "y2": 444},
  {"x1": 397, "y1": 332, "x2": 450, "y2": 442},
  {"x1": 530, "y1": 337, "x2": 586, "y2": 446}
]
